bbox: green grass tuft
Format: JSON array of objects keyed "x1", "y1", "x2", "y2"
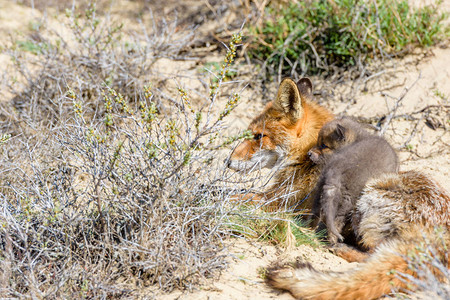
[
  {"x1": 230, "y1": 211, "x2": 323, "y2": 248},
  {"x1": 249, "y1": 0, "x2": 448, "y2": 76}
]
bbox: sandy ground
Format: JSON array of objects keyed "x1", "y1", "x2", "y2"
[
  {"x1": 0, "y1": 0, "x2": 449, "y2": 299},
  {"x1": 159, "y1": 239, "x2": 358, "y2": 300}
]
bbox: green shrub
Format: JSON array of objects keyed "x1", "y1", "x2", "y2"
[{"x1": 249, "y1": 0, "x2": 448, "y2": 76}]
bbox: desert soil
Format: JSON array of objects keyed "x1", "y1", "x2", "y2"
[{"x1": 0, "y1": 0, "x2": 449, "y2": 299}]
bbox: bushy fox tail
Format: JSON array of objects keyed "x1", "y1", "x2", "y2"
[
  {"x1": 267, "y1": 171, "x2": 450, "y2": 299},
  {"x1": 267, "y1": 233, "x2": 447, "y2": 300}
]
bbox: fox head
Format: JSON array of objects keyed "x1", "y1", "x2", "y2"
[
  {"x1": 308, "y1": 118, "x2": 366, "y2": 165},
  {"x1": 227, "y1": 77, "x2": 328, "y2": 172}
]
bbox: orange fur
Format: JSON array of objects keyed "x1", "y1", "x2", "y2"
[
  {"x1": 267, "y1": 171, "x2": 450, "y2": 299},
  {"x1": 228, "y1": 78, "x2": 333, "y2": 210}
]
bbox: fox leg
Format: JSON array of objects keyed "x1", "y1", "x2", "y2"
[{"x1": 320, "y1": 182, "x2": 344, "y2": 244}]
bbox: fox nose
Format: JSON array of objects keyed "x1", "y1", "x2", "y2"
[{"x1": 307, "y1": 150, "x2": 313, "y2": 157}]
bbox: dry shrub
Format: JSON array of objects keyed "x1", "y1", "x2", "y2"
[
  {"x1": 4, "y1": 1, "x2": 194, "y2": 130},
  {"x1": 0, "y1": 3, "x2": 258, "y2": 297}
]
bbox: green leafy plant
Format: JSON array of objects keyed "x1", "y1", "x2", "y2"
[{"x1": 249, "y1": 0, "x2": 448, "y2": 76}]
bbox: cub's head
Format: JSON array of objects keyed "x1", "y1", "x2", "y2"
[
  {"x1": 226, "y1": 77, "x2": 317, "y2": 172},
  {"x1": 308, "y1": 118, "x2": 362, "y2": 165}
]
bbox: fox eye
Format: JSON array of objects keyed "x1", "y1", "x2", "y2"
[
  {"x1": 254, "y1": 133, "x2": 264, "y2": 140},
  {"x1": 320, "y1": 143, "x2": 328, "y2": 149}
]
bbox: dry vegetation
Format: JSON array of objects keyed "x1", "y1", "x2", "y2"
[
  {"x1": 0, "y1": 2, "x2": 257, "y2": 297},
  {"x1": 0, "y1": 0, "x2": 449, "y2": 298}
]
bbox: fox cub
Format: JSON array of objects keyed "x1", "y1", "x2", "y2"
[{"x1": 308, "y1": 118, "x2": 398, "y2": 244}]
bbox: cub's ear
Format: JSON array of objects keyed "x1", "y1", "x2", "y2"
[
  {"x1": 297, "y1": 77, "x2": 313, "y2": 100},
  {"x1": 273, "y1": 78, "x2": 304, "y2": 122},
  {"x1": 335, "y1": 124, "x2": 346, "y2": 141}
]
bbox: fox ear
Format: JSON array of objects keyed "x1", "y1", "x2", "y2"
[
  {"x1": 335, "y1": 124, "x2": 346, "y2": 140},
  {"x1": 297, "y1": 77, "x2": 313, "y2": 100},
  {"x1": 273, "y1": 78, "x2": 304, "y2": 121}
]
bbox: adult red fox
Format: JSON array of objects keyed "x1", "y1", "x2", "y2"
[
  {"x1": 227, "y1": 77, "x2": 333, "y2": 210},
  {"x1": 227, "y1": 78, "x2": 450, "y2": 298},
  {"x1": 267, "y1": 171, "x2": 450, "y2": 299}
]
